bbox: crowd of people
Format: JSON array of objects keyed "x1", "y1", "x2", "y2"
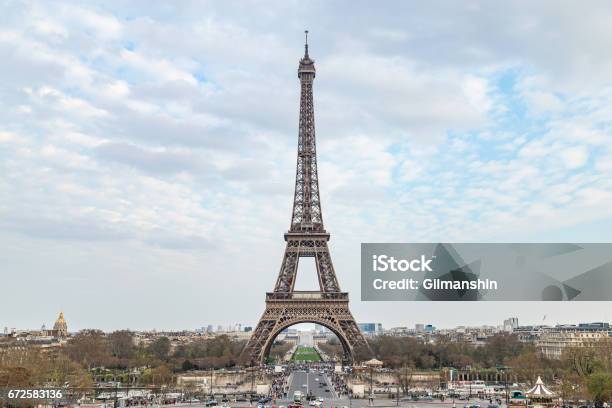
[{"x1": 329, "y1": 371, "x2": 351, "y2": 398}]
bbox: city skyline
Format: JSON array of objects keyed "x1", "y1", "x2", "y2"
[
  {"x1": 2, "y1": 1, "x2": 612, "y2": 331},
  {"x1": 4, "y1": 313, "x2": 611, "y2": 334}
]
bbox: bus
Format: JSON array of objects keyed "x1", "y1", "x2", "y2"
[{"x1": 293, "y1": 391, "x2": 303, "y2": 403}]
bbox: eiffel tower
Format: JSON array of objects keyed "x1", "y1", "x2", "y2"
[{"x1": 241, "y1": 32, "x2": 370, "y2": 365}]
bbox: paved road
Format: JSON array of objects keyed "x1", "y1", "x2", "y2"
[
  {"x1": 287, "y1": 370, "x2": 337, "y2": 400},
  {"x1": 177, "y1": 400, "x2": 505, "y2": 408}
]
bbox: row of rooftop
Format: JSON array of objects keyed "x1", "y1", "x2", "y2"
[{"x1": 2, "y1": 314, "x2": 610, "y2": 360}]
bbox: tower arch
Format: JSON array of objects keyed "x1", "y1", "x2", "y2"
[{"x1": 263, "y1": 319, "x2": 352, "y2": 363}]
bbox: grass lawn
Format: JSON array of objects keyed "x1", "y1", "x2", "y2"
[{"x1": 292, "y1": 346, "x2": 321, "y2": 361}]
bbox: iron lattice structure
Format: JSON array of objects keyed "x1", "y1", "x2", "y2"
[{"x1": 241, "y1": 34, "x2": 370, "y2": 365}]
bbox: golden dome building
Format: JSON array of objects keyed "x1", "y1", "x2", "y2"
[{"x1": 52, "y1": 312, "x2": 68, "y2": 338}]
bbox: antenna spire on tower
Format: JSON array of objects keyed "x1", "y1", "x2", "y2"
[{"x1": 304, "y1": 30, "x2": 309, "y2": 57}]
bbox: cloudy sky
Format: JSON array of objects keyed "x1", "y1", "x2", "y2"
[{"x1": 2, "y1": 1, "x2": 612, "y2": 332}]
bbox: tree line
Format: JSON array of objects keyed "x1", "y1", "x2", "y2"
[
  {"x1": 1, "y1": 331, "x2": 610, "y2": 403},
  {"x1": 0, "y1": 330, "x2": 246, "y2": 389},
  {"x1": 320, "y1": 333, "x2": 611, "y2": 403}
]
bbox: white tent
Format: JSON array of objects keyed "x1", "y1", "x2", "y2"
[
  {"x1": 364, "y1": 358, "x2": 383, "y2": 367},
  {"x1": 526, "y1": 376, "x2": 555, "y2": 397}
]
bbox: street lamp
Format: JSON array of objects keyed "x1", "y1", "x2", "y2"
[
  {"x1": 451, "y1": 370, "x2": 455, "y2": 408},
  {"x1": 504, "y1": 370, "x2": 509, "y2": 406},
  {"x1": 396, "y1": 381, "x2": 399, "y2": 407},
  {"x1": 370, "y1": 367, "x2": 374, "y2": 406},
  {"x1": 210, "y1": 368, "x2": 214, "y2": 398},
  {"x1": 498, "y1": 366, "x2": 510, "y2": 407}
]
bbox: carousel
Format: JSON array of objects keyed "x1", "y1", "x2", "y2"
[{"x1": 525, "y1": 376, "x2": 556, "y2": 408}]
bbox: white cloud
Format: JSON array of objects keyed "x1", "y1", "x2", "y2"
[
  {"x1": 398, "y1": 159, "x2": 423, "y2": 183},
  {"x1": 35, "y1": 86, "x2": 109, "y2": 117},
  {"x1": 1, "y1": 1, "x2": 612, "y2": 330},
  {"x1": 516, "y1": 75, "x2": 564, "y2": 115},
  {"x1": 61, "y1": 4, "x2": 123, "y2": 39},
  {"x1": 0, "y1": 130, "x2": 24, "y2": 144},
  {"x1": 462, "y1": 75, "x2": 492, "y2": 113},
  {"x1": 119, "y1": 49, "x2": 197, "y2": 85},
  {"x1": 526, "y1": 90, "x2": 563, "y2": 114},
  {"x1": 100, "y1": 80, "x2": 130, "y2": 99},
  {"x1": 30, "y1": 18, "x2": 69, "y2": 39},
  {"x1": 559, "y1": 146, "x2": 589, "y2": 169},
  {"x1": 321, "y1": 55, "x2": 490, "y2": 141}
]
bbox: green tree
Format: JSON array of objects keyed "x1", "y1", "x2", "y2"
[
  {"x1": 587, "y1": 372, "x2": 612, "y2": 404},
  {"x1": 109, "y1": 330, "x2": 136, "y2": 360},
  {"x1": 0, "y1": 366, "x2": 33, "y2": 388},
  {"x1": 506, "y1": 350, "x2": 541, "y2": 382},
  {"x1": 149, "y1": 337, "x2": 171, "y2": 361},
  {"x1": 143, "y1": 364, "x2": 175, "y2": 386},
  {"x1": 182, "y1": 359, "x2": 195, "y2": 371},
  {"x1": 65, "y1": 330, "x2": 111, "y2": 369},
  {"x1": 564, "y1": 346, "x2": 598, "y2": 377},
  {"x1": 46, "y1": 354, "x2": 93, "y2": 388}
]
